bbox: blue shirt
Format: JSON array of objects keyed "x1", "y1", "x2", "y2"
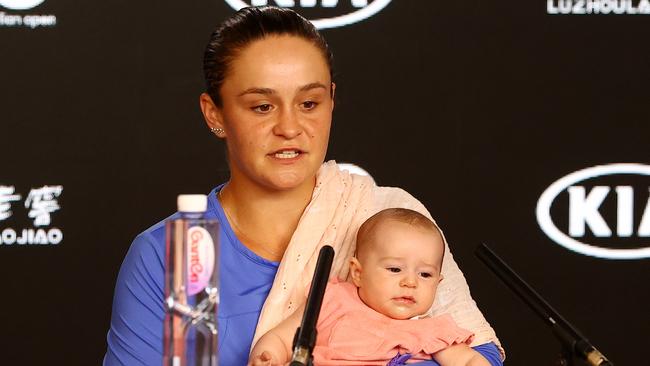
[{"x1": 103, "y1": 186, "x2": 502, "y2": 366}]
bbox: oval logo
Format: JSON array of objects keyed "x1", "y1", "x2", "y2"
[
  {"x1": 338, "y1": 162, "x2": 370, "y2": 177},
  {"x1": 186, "y1": 226, "x2": 216, "y2": 295},
  {"x1": 0, "y1": 0, "x2": 44, "y2": 10},
  {"x1": 338, "y1": 162, "x2": 376, "y2": 184},
  {"x1": 536, "y1": 163, "x2": 650, "y2": 260},
  {"x1": 223, "y1": 0, "x2": 393, "y2": 29}
]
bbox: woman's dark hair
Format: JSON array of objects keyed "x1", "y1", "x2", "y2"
[{"x1": 203, "y1": 6, "x2": 334, "y2": 107}]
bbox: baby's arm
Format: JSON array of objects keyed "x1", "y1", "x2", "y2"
[
  {"x1": 249, "y1": 303, "x2": 305, "y2": 366},
  {"x1": 432, "y1": 343, "x2": 491, "y2": 366}
]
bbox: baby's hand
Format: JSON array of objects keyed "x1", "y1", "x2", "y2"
[{"x1": 248, "y1": 351, "x2": 280, "y2": 366}]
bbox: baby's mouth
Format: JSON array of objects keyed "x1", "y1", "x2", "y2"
[{"x1": 393, "y1": 296, "x2": 415, "y2": 304}]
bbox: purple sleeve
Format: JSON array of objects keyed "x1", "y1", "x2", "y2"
[
  {"x1": 102, "y1": 233, "x2": 166, "y2": 366},
  {"x1": 409, "y1": 342, "x2": 504, "y2": 366},
  {"x1": 472, "y1": 342, "x2": 503, "y2": 366}
]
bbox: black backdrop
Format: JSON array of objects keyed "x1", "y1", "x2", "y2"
[{"x1": 1, "y1": 1, "x2": 648, "y2": 365}]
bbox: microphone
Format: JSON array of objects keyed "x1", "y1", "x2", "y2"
[
  {"x1": 475, "y1": 243, "x2": 613, "y2": 366},
  {"x1": 289, "y1": 245, "x2": 335, "y2": 366},
  {"x1": 575, "y1": 339, "x2": 612, "y2": 366}
]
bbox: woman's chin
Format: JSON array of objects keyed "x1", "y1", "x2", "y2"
[
  {"x1": 260, "y1": 162, "x2": 321, "y2": 191},
  {"x1": 266, "y1": 172, "x2": 311, "y2": 191}
]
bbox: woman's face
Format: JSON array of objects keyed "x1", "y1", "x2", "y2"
[{"x1": 213, "y1": 35, "x2": 334, "y2": 192}]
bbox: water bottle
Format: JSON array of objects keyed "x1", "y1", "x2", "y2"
[{"x1": 164, "y1": 194, "x2": 219, "y2": 366}]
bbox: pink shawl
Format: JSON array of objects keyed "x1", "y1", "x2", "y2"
[{"x1": 252, "y1": 161, "x2": 503, "y2": 358}]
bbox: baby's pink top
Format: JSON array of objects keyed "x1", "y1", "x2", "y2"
[{"x1": 312, "y1": 279, "x2": 474, "y2": 365}]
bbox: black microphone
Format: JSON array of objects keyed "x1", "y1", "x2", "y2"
[
  {"x1": 475, "y1": 243, "x2": 613, "y2": 366},
  {"x1": 289, "y1": 245, "x2": 335, "y2": 366}
]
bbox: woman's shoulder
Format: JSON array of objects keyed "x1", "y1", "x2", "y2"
[
  {"x1": 118, "y1": 214, "x2": 174, "y2": 284},
  {"x1": 129, "y1": 187, "x2": 221, "y2": 257},
  {"x1": 131, "y1": 212, "x2": 178, "y2": 252}
]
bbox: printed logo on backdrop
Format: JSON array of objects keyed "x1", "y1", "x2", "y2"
[
  {"x1": 338, "y1": 162, "x2": 375, "y2": 183},
  {"x1": 338, "y1": 163, "x2": 370, "y2": 176},
  {"x1": 536, "y1": 164, "x2": 650, "y2": 260},
  {"x1": 0, "y1": 0, "x2": 56, "y2": 29},
  {"x1": 0, "y1": 185, "x2": 63, "y2": 246},
  {"x1": 547, "y1": 0, "x2": 650, "y2": 15},
  {"x1": 224, "y1": 0, "x2": 393, "y2": 29}
]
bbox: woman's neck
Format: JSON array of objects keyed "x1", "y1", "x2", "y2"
[{"x1": 219, "y1": 177, "x2": 315, "y2": 261}]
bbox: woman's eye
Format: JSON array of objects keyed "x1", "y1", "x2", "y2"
[
  {"x1": 420, "y1": 272, "x2": 433, "y2": 278},
  {"x1": 302, "y1": 101, "x2": 317, "y2": 110},
  {"x1": 252, "y1": 104, "x2": 272, "y2": 113},
  {"x1": 386, "y1": 267, "x2": 401, "y2": 273}
]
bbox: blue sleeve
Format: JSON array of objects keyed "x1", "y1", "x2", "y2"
[
  {"x1": 472, "y1": 342, "x2": 503, "y2": 366},
  {"x1": 103, "y1": 233, "x2": 166, "y2": 366},
  {"x1": 409, "y1": 342, "x2": 503, "y2": 366}
]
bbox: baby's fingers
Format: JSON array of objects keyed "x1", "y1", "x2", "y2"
[
  {"x1": 260, "y1": 351, "x2": 273, "y2": 362},
  {"x1": 249, "y1": 351, "x2": 272, "y2": 366}
]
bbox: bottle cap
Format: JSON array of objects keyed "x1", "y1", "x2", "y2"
[{"x1": 177, "y1": 194, "x2": 207, "y2": 212}]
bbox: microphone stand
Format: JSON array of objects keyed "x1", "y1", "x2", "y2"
[
  {"x1": 475, "y1": 244, "x2": 613, "y2": 366},
  {"x1": 289, "y1": 245, "x2": 335, "y2": 366}
]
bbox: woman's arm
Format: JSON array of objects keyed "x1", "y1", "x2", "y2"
[
  {"x1": 471, "y1": 343, "x2": 503, "y2": 366},
  {"x1": 432, "y1": 343, "x2": 491, "y2": 366},
  {"x1": 410, "y1": 343, "x2": 503, "y2": 366},
  {"x1": 103, "y1": 232, "x2": 166, "y2": 366}
]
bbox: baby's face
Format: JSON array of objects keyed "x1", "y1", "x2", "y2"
[{"x1": 352, "y1": 220, "x2": 444, "y2": 320}]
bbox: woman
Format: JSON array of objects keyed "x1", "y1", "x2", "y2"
[{"x1": 103, "y1": 6, "x2": 503, "y2": 366}]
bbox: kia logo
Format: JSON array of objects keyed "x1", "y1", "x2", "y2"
[
  {"x1": 536, "y1": 163, "x2": 650, "y2": 260},
  {"x1": 223, "y1": 0, "x2": 393, "y2": 29},
  {"x1": 0, "y1": 0, "x2": 44, "y2": 10}
]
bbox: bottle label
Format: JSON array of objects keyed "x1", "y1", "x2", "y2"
[{"x1": 186, "y1": 226, "x2": 215, "y2": 296}]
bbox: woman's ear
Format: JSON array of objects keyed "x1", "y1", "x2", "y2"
[
  {"x1": 330, "y1": 82, "x2": 336, "y2": 111},
  {"x1": 349, "y1": 257, "x2": 363, "y2": 287},
  {"x1": 199, "y1": 93, "x2": 226, "y2": 136}
]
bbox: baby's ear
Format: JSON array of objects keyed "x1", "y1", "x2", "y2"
[{"x1": 349, "y1": 257, "x2": 363, "y2": 287}]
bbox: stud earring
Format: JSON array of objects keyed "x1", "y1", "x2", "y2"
[{"x1": 210, "y1": 127, "x2": 224, "y2": 135}]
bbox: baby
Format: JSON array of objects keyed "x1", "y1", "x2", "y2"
[{"x1": 249, "y1": 208, "x2": 490, "y2": 366}]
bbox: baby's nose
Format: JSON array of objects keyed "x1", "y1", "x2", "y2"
[{"x1": 400, "y1": 275, "x2": 417, "y2": 288}]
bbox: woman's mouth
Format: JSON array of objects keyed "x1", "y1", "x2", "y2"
[{"x1": 272, "y1": 149, "x2": 302, "y2": 159}]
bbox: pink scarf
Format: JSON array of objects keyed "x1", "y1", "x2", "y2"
[{"x1": 252, "y1": 161, "x2": 503, "y2": 359}]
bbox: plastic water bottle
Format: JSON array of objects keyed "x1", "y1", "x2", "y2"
[{"x1": 164, "y1": 194, "x2": 220, "y2": 366}]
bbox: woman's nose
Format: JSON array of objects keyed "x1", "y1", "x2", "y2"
[{"x1": 272, "y1": 107, "x2": 302, "y2": 139}]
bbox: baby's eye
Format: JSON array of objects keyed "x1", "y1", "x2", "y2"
[
  {"x1": 252, "y1": 104, "x2": 273, "y2": 113},
  {"x1": 420, "y1": 272, "x2": 433, "y2": 278},
  {"x1": 386, "y1": 267, "x2": 401, "y2": 273}
]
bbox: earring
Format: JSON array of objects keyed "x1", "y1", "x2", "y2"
[{"x1": 210, "y1": 127, "x2": 224, "y2": 135}]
